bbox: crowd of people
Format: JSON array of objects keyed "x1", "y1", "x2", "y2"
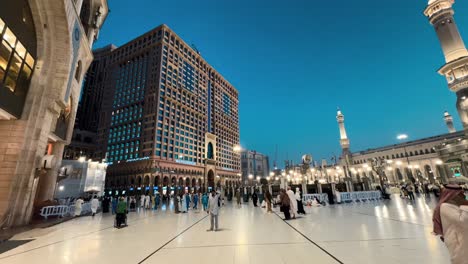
[
  {"x1": 61, "y1": 180, "x2": 468, "y2": 263},
  {"x1": 276, "y1": 187, "x2": 306, "y2": 220}
]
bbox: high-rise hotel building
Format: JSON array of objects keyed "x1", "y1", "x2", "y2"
[{"x1": 95, "y1": 25, "x2": 240, "y2": 192}]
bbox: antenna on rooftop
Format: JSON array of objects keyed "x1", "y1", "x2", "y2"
[{"x1": 191, "y1": 44, "x2": 201, "y2": 55}]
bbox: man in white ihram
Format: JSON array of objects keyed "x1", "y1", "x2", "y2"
[
  {"x1": 286, "y1": 187, "x2": 297, "y2": 219},
  {"x1": 207, "y1": 189, "x2": 220, "y2": 232}
]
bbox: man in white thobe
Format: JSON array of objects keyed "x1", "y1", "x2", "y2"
[
  {"x1": 207, "y1": 190, "x2": 220, "y2": 231},
  {"x1": 91, "y1": 196, "x2": 99, "y2": 216},
  {"x1": 74, "y1": 197, "x2": 84, "y2": 217},
  {"x1": 144, "y1": 195, "x2": 150, "y2": 209},
  {"x1": 441, "y1": 203, "x2": 468, "y2": 263},
  {"x1": 286, "y1": 187, "x2": 297, "y2": 219}
]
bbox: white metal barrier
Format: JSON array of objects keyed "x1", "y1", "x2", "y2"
[
  {"x1": 40, "y1": 202, "x2": 94, "y2": 219},
  {"x1": 302, "y1": 193, "x2": 329, "y2": 204},
  {"x1": 40, "y1": 205, "x2": 69, "y2": 219},
  {"x1": 340, "y1": 191, "x2": 382, "y2": 203}
]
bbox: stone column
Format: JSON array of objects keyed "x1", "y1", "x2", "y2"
[{"x1": 35, "y1": 142, "x2": 65, "y2": 202}]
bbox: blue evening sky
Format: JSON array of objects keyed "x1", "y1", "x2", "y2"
[{"x1": 94, "y1": 0, "x2": 468, "y2": 167}]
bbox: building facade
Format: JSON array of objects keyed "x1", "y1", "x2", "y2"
[
  {"x1": 240, "y1": 150, "x2": 270, "y2": 184},
  {"x1": 424, "y1": 0, "x2": 468, "y2": 180},
  {"x1": 89, "y1": 25, "x2": 240, "y2": 194},
  {"x1": 0, "y1": 0, "x2": 108, "y2": 227},
  {"x1": 333, "y1": 109, "x2": 466, "y2": 190},
  {"x1": 64, "y1": 44, "x2": 116, "y2": 160}
]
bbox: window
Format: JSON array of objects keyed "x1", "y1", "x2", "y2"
[{"x1": 0, "y1": 18, "x2": 35, "y2": 93}]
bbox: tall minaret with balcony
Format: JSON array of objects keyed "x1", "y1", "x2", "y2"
[
  {"x1": 444, "y1": 111, "x2": 456, "y2": 133},
  {"x1": 424, "y1": 0, "x2": 468, "y2": 129},
  {"x1": 336, "y1": 109, "x2": 350, "y2": 155}
]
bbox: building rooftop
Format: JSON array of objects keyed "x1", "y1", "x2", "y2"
[{"x1": 353, "y1": 130, "x2": 465, "y2": 156}]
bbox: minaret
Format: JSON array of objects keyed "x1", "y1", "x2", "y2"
[
  {"x1": 444, "y1": 111, "x2": 456, "y2": 133},
  {"x1": 424, "y1": 0, "x2": 468, "y2": 129},
  {"x1": 336, "y1": 109, "x2": 350, "y2": 154}
]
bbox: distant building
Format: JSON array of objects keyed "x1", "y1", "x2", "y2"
[
  {"x1": 334, "y1": 109, "x2": 465, "y2": 191},
  {"x1": 55, "y1": 159, "x2": 107, "y2": 199},
  {"x1": 77, "y1": 24, "x2": 241, "y2": 193},
  {"x1": 64, "y1": 45, "x2": 116, "y2": 160},
  {"x1": 241, "y1": 150, "x2": 270, "y2": 184}
]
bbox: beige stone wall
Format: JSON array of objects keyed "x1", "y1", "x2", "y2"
[{"x1": 0, "y1": 0, "x2": 105, "y2": 227}]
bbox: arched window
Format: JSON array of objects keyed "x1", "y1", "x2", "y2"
[{"x1": 207, "y1": 142, "x2": 214, "y2": 159}]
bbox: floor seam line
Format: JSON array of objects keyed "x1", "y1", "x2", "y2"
[
  {"x1": 138, "y1": 214, "x2": 208, "y2": 264},
  {"x1": 0, "y1": 211, "x2": 170, "y2": 260},
  {"x1": 162, "y1": 241, "x2": 309, "y2": 249},
  {"x1": 274, "y1": 211, "x2": 344, "y2": 264},
  {"x1": 318, "y1": 237, "x2": 424, "y2": 243},
  {"x1": 352, "y1": 211, "x2": 429, "y2": 227}
]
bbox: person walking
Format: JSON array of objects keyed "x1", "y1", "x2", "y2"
[
  {"x1": 181, "y1": 193, "x2": 188, "y2": 213},
  {"x1": 174, "y1": 193, "x2": 180, "y2": 214},
  {"x1": 111, "y1": 197, "x2": 118, "y2": 215},
  {"x1": 207, "y1": 190, "x2": 220, "y2": 231},
  {"x1": 185, "y1": 192, "x2": 191, "y2": 211},
  {"x1": 335, "y1": 188, "x2": 342, "y2": 204},
  {"x1": 102, "y1": 196, "x2": 110, "y2": 213},
  {"x1": 296, "y1": 190, "x2": 306, "y2": 215},
  {"x1": 433, "y1": 184, "x2": 468, "y2": 263},
  {"x1": 74, "y1": 197, "x2": 84, "y2": 217},
  {"x1": 264, "y1": 189, "x2": 273, "y2": 213},
  {"x1": 252, "y1": 192, "x2": 258, "y2": 207},
  {"x1": 193, "y1": 192, "x2": 199, "y2": 209},
  {"x1": 145, "y1": 194, "x2": 151, "y2": 209},
  {"x1": 202, "y1": 192, "x2": 209, "y2": 211},
  {"x1": 236, "y1": 189, "x2": 242, "y2": 207},
  {"x1": 91, "y1": 196, "x2": 99, "y2": 217},
  {"x1": 115, "y1": 197, "x2": 127, "y2": 228},
  {"x1": 407, "y1": 184, "x2": 415, "y2": 200},
  {"x1": 154, "y1": 193, "x2": 160, "y2": 210},
  {"x1": 279, "y1": 189, "x2": 291, "y2": 220},
  {"x1": 286, "y1": 187, "x2": 297, "y2": 219},
  {"x1": 140, "y1": 195, "x2": 145, "y2": 209}
]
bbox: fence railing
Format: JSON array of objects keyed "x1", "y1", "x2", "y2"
[
  {"x1": 302, "y1": 193, "x2": 329, "y2": 204},
  {"x1": 39, "y1": 205, "x2": 70, "y2": 219},
  {"x1": 339, "y1": 191, "x2": 381, "y2": 203},
  {"x1": 302, "y1": 191, "x2": 382, "y2": 205},
  {"x1": 40, "y1": 202, "x2": 95, "y2": 219}
]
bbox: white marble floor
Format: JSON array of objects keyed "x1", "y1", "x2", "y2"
[{"x1": 0, "y1": 195, "x2": 450, "y2": 264}]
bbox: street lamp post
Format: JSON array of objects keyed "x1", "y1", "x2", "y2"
[
  {"x1": 397, "y1": 134, "x2": 413, "y2": 182},
  {"x1": 369, "y1": 157, "x2": 387, "y2": 190}
]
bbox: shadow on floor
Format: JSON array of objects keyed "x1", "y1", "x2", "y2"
[{"x1": 0, "y1": 239, "x2": 34, "y2": 254}]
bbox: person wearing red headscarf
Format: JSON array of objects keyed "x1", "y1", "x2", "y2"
[{"x1": 432, "y1": 184, "x2": 468, "y2": 263}]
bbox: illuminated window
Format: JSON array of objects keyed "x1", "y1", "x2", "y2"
[{"x1": 0, "y1": 17, "x2": 35, "y2": 92}]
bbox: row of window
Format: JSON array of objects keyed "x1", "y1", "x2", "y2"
[
  {"x1": 113, "y1": 57, "x2": 147, "y2": 108},
  {"x1": 353, "y1": 148, "x2": 437, "y2": 164}
]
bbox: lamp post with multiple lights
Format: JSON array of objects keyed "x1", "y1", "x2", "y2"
[{"x1": 397, "y1": 134, "x2": 415, "y2": 182}]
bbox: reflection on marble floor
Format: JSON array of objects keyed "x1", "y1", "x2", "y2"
[{"x1": 0, "y1": 194, "x2": 449, "y2": 264}]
